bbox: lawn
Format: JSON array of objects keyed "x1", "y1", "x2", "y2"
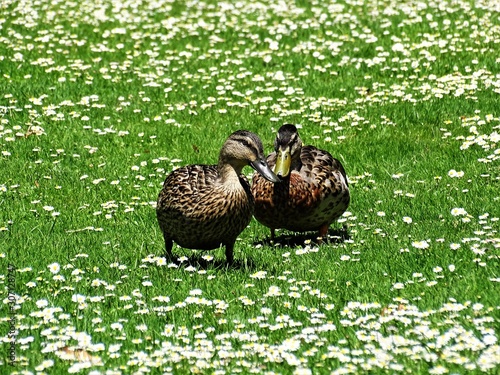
[{"x1": 1, "y1": 0, "x2": 499, "y2": 374}]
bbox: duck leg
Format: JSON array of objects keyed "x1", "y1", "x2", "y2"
[
  {"x1": 225, "y1": 242, "x2": 235, "y2": 265},
  {"x1": 162, "y1": 233, "x2": 174, "y2": 259},
  {"x1": 317, "y1": 224, "x2": 329, "y2": 243}
]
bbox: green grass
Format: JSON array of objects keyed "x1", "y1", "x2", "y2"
[{"x1": 1, "y1": 0, "x2": 500, "y2": 373}]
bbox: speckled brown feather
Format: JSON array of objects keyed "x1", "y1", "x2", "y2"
[
  {"x1": 157, "y1": 165, "x2": 253, "y2": 251},
  {"x1": 252, "y1": 136, "x2": 350, "y2": 238}
]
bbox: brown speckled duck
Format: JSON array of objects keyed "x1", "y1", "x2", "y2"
[
  {"x1": 251, "y1": 124, "x2": 350, "y2": 241},
  {"x1": 156, "y1": 130, "x2": 279, "y2": 264}
]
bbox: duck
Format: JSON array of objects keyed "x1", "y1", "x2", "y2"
[
  {"x1": 156, "y1": 130, "x2": 280, "y2": 264},
  {"x1": 251, "y1": 124, "x2": 350, "y2": 242}
]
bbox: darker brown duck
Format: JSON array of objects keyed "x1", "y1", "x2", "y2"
[{"x1": 251, "y1": 124, "x2": 350, "y2": 241}]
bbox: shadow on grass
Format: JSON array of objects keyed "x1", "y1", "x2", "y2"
[
  {"x1": 165, "y1": 252, "x2": 257, "y2": 271},
  {"x1": 253, "y1": 227, "x2": 350, "y2": 248},
  {"x1": 161, "y1": 227, "x2": 349, "y2": 271}
]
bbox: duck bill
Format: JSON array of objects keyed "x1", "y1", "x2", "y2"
[
  {"x1": 250, "y1": 159, "x2": 280, "y2": 183},
  {"x1": 274, "y1": 148, "x2": 291, "y2": 178}
]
